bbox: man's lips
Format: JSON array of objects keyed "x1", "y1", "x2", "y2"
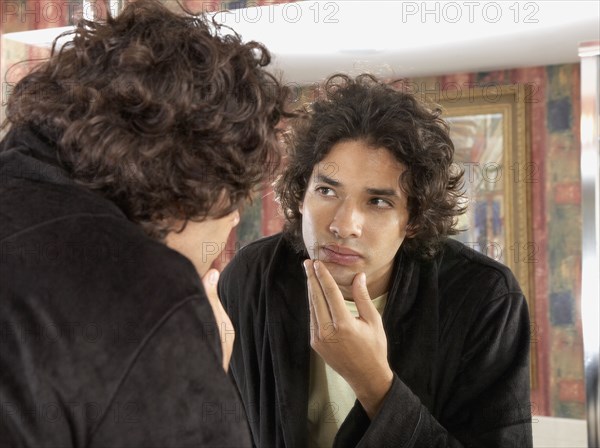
[
  {"x1": 321, "y1": 245, "x2": 362, "y2": 265},
  {"x1": 323, "y1": 244, "x2": 361, "y2": 256}
]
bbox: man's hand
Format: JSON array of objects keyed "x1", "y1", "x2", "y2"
[
  {"x1": 304, "y1": 259, "x2": 394, "y2": 419},
  {"x1": 202, "y1": 269, "x2": 235, "y2": 372}
]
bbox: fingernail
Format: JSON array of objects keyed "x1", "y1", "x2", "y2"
[
  {"x1": 359, "y1": 272, "x2": 366, "y2": 286},
  {"x1": 314, "y1": 260, "x2": 320, "y2": 270},
  {"x1": 209, "y1": 270, "x2": 219, "y2": 285}
]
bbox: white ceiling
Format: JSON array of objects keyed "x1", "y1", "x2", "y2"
[
  {"x1": 4, "y1": 1, "x2": 599, "y2": 84},
  {"x1": 217, "y1": 0, "x2": 600, "y2": 83}
]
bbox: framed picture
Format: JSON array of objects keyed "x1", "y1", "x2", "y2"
[{"x1": 440, "y1": 84, "x2": 537, "y2": 386}]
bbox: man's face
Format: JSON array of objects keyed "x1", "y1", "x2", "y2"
[{"x1": 299, "y1": 139, "x2": 410, "y2": 300}]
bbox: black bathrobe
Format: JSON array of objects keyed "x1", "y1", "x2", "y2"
[
  {"x1": 219, "y1": 233, "x2": 533, "y2": 447},
  {"x1": 0, "y1": 125, "x2": 251, "y2": 447}
]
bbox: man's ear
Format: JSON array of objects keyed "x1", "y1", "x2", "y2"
[{"x1": 405, "y1": 223, "x2": 416, "y2": 239}]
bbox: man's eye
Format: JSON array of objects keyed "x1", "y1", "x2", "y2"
[
  {"x1": 316, "y1": 187, "x2": 335, "y2": 196},
  {"x1": 370, "y1": 198, "x2": 393, "y2": 208}
]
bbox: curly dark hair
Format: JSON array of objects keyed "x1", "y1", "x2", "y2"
[
  {"x1": 3, "y1": 0, "x2": 289, "y2": 240},
  {"x1": 275, "y1": 74, "x2": 465, "y2": 260}
]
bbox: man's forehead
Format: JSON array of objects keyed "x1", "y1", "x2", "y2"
[{"x1": 312, "y1": 145, "x2": 405, "y2": 169}]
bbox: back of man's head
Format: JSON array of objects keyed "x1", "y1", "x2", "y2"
[{"x1": 4, "y1": 0, "x2": 288, "y2": 240}]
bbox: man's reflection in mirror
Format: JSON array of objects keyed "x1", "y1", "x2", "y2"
[{"x1": 219, "y1": 74, "x2": 533, "y2": 447}]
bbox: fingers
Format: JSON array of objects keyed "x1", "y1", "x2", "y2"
[
  {"x1": 304, "y1": 259, "x2": 357, "y2": 349},
  {"x1": 305, "y1": 259, "x2": 340, "y2": 347},
  {"x1": 202, "y1": 268, "x2": 235, "y2": 372},
  {"x1": 351, "y1": 272, "x2": 379, "y2": 323},
  {"x1": 304, "y1": 260, "x2": 331, "y2": 327},
  {"x1": 307, "y1": 280, "x2": 319, "y2": 343},
  {"x1": 312, "y1": 260, "x2": 349, "y2": 323},
  {"x1": 306, "y1": 261, "x2": 340, "y2": 349},
  {"x1": 202, "y1": 269, "x2": 220, "y2": 306}
]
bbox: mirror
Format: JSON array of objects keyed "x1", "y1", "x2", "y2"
[{"x1": 440, "y1": 84, "x2": 537, "y2": 386}]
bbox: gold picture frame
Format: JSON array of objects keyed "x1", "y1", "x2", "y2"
[{"x1": 439, "y1": 84, "x2": 537, "y2": 387}]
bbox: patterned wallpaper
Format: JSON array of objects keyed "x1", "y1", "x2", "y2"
[{"x1": 406, "y1": 65, "x2": 584, "y2": 419}]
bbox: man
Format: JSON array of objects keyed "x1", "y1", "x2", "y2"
[
  {"x1": 0, "y1": 0, "x2": 287, "y2": 445},
  {"x1": 219, "y1": 74, "x2": 533, "y2": 447}
]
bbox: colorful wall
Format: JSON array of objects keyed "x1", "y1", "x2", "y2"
[{"x1": 406, "y1": 65, "x2": 584, "y2": 419}]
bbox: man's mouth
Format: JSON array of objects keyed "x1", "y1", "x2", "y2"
[{"x1": 320, "y1": 244, "x2": 362, "y2": 266}]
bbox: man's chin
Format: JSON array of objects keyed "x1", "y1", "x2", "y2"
[{"x1": 321, "y1": 261, "x2": 357, "y2": 292}]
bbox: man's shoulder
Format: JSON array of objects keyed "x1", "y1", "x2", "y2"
[
  {"x1": 437, "y1": 238, "x2": 523, "y2": 297},
  {"x1": 227, "y1": 232, "x2": 294, "y2": 273},
  {"x1": 0, "y1": 200, "x2": 213, "y2": 418},
  {"x1": 241, "y1": 231, "x2": 286, "y2": 252},
  {"x1": 1, "y1": 197, "x2": 204, "y2": 313},
  {"x1": 0, "y1": 169, "x2": 126, "y2": 242},
  {"x1": 219, "y1": 232, "x2": 304, "y2": 307}
]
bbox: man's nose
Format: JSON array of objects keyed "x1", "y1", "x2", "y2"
[{"x1": 329, "y1": 200, "x2": 363, "y2": 239}]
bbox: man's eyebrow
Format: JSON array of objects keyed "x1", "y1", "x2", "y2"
[
  {"x1": 314, "y1": 174, "x2": 400, "y2": 197},
  {"x1": 365, "y1": 188, "x2": 400, "y2": 197},
  {"x1": 313, "y1": 174, "x2": 341, "y2": 186}
]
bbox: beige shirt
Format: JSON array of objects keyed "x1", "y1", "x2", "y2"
[{"x1": 307, "y1": 293, "x2": 388, "y2": 448}]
